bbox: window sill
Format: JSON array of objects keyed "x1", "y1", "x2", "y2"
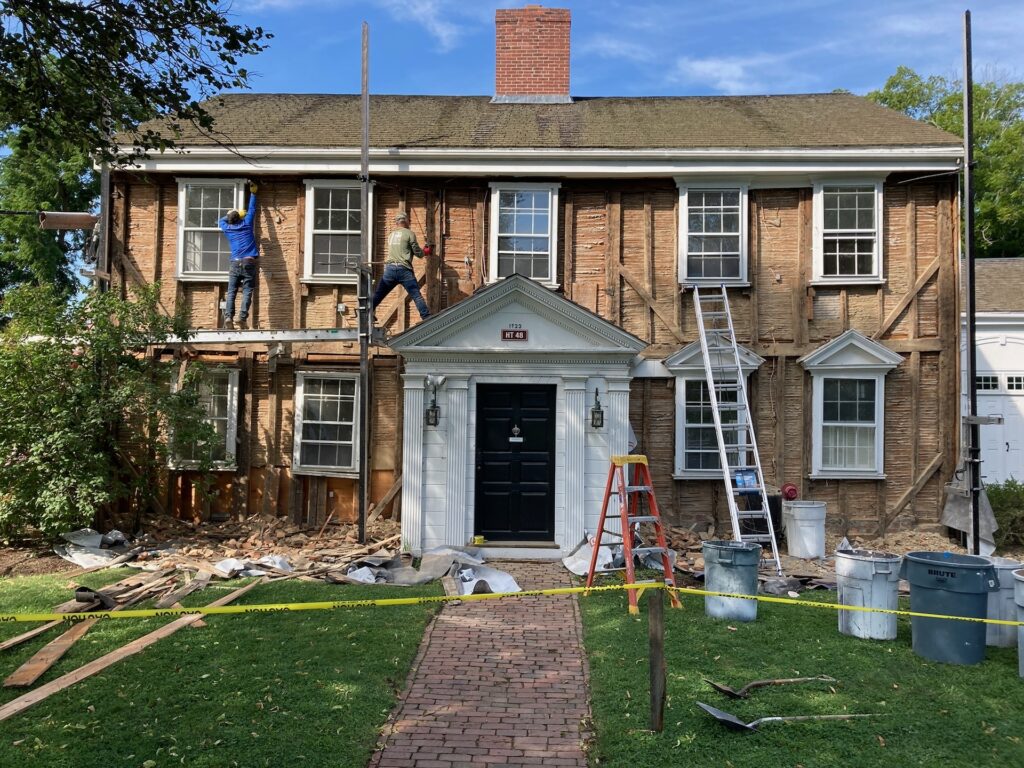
[
  {"x1": 808, "y1": 472, "x2": 886, "y2": 481},
  {"x1": 301, "y1": 275, "x2": 358, "y2": 286},
  {"x1": 680, "y1": 281, "x2": 751, "y2": 289},
  {"x1": 672, "y1": 472, "x2": 726, "y2": 481},
  {"x1": 169, "y1": 463, "x2": 237, "y2": 472},
  {"x1": 486, "y1": 279, "x2": 561, "y2": 291},
  {"x1": 808, "y1": 278, "x2": 886, "y2": 288},
  {"x1": 293, "y1": 466, "x2": 359, "y2": 479},
  {"x1": 177, "y1": 273, "x2": 230, "y2": 283}
]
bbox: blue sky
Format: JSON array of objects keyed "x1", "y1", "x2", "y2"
[{"x1": 241, "y1": 0, "x2": 1024, "y2": 97}]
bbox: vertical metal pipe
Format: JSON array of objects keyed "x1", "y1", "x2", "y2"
[
  {"x1": 97, "y1": 162, "x2": 111, "y2": 294},
  {"x1": 963, "y1": 10, "x2": 980, "y2": 555},
  {"x1": 358, "y1": 21, "x2": 370, "y2": 545}
]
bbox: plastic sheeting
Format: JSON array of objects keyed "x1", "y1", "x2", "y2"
[{"x1": 941, "y1": 460, "x2": 997, "y2": 556}]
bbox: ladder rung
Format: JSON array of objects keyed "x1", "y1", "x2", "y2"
[
  {"x1": 701, "y1": 311, "x2": 729, "y2": 318},
  {"x1": 632, "y1": 546, "x2": 667, "y2": 556},
  {"x1": 627, "y1": 515, "x2": 659, "y2": 523},
  {"x1": 624, "y1": 485, "x2": 653, "y2": 493},
  {"x1": 716, "y1": 402, "x2": 747, "y2": 410},
  {"x1": 736, "y1": 511, "x2": 769, "y2": 519},
  {"x1": 601, "y1": 528, "x2": 625, "y2": 538}
]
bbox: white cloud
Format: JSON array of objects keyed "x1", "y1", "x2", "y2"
[
  {"x1": 577, "y1": 33, "x2": 654, "y2": 64},
  {"x1": 377, "y1": 0, "x2": 464, "y2": 52},
  {"x1": 669, "y1": 54, "x2": 773, "y2": 95}
]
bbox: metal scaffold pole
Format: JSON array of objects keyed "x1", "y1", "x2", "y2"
[
  {"x1": 357, "y1": 21, "x2": 371, "y2": 546},
  {"x1": 963, "y1": 10, "x2": 980, "y2": 555}
]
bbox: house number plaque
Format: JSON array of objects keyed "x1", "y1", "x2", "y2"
[{"x1": 501, "y1": 328, "x2": 528, "y2": 341}]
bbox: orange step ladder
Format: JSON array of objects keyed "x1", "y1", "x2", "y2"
[{"x1": 585, "y1": 455, "x2": 682, "y2": 614}]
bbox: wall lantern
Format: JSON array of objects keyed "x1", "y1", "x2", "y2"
[
  {"x1": 424, "y1": 374, "x2": 446, "y2": 427},
  {"x1": 590, "y1": 388, "x2": 605, "y2": 429}
]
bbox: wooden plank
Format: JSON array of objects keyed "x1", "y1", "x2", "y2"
[
  {"x1": 773, "y1": 356, "x2": 786, "y2": 485},
  {"x1": 316, "y1": 476, "x2": 328, "y2": 526},
  {"x1": 155, "y1": 571, "x2": 211, "y2": 610},
  {"x1": 563, "y1": 189, "x2": 574, "y2": 297},
  {"x1": 606, "y1": 191, "x2": 621, "y2": 323},
  {"x1": 4, "y1": 620, "x2": 97, "y2": 688},
  {"x1": 474, "y1": 189, "x2": 486, "y2": 288},
  {"x1": 882, "y1": 453, "x2": 944, "y2": 533},
  {"x1": 0, "y1": 579, "x2": 264, "y2": 723},
  {"x1": 294, "y1": 184, "x2": 304, "y2": 329},
  {"x1": 909, "y1": 350, "x2": 921, "y2": 516},
  {"x1": 367, "y1": 473, "x2": 403, "y2": 524},
  {"x1": 618, "y1": 265, "x2": 686, "y2": 344},
  {"x1": 906, "y1": 191, "x2": 918, "y2": 339},
  {"x1": 643, "y1": 192, "x2": 655, "y2": 341},
  {"x1": 0, "y1": 622, "x2": 63, "y2": 653},
  {"x1": 648, "y1": 588, "x2": 666, "y2": 732},
  {"x1": 796, "y1": 190, "x2": 811, "y2": 345},
  {"x1": 758, "y1": 338, "x2": 943, "y2": 357},
  {"x1": 935, "y1": 189, "x2": 958, "y2": 486},
  {"x1": 873, "y1": 256, "x2": 941, "y2": 340}
]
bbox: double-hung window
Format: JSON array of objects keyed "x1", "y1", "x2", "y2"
[
  {"x1": 666, "y1": 337, "x2": 764, "y2": 478},
  {"x1": 681, "y1": 379, "x2": 746, "y2": 472},
  {"x1": 488, "y1": 182, "x2": 559, "y2": 284},
  {"x1": 813, "y1": 182, "x2": 884, "y2": 282},
  {"x1": 177, "y1": 179, "x2": 245, "y2": 279},
  {"x1": 303, "y1": 180, "x2": 370, "y2": 283},
  {"x1": 293, "y1": 372, "x2": 359, "y2": 476},
  {"x1": 677, "y1": 184, "x2": 748, "y2": 284},
  {"x1": 801, "y1": 330, "x2": 902, "y2": 479},
  {"x1": 173, "y1": 369, "x2": 239, "y2": 469}
]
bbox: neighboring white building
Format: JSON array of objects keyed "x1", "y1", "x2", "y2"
[{"x1": 963, "y1": 258, "x2": 1024, "y2": 484}]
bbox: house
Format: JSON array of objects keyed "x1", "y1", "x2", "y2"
[
  {"x1": 964, "y1": 258, "x2": 1024, "y2": 484},
  {"x1": 109, "y1": 6, "x2": 964, "y2": 556}
]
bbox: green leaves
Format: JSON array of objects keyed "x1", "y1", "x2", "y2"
[
  {"x1": 0, "y1": 284, "x2": 216, "y2": 538},
  {"x1": 0, "y1": 1, "x2": 271, "y2": 164},
  {"x1": 868, "y1": 66, "x2": 1024, "y2": 259}
]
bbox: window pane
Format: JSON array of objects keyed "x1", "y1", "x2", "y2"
[
  {"x1": 298, "y1": 376, "x2": 357, "y2": 470},
  {"x1": 495, "y1": 188, "x2": 552, "y2": 280},
  {"x1": 823, "y1": 425, "x2": 875, "y2": 470},
  {"x1": 312, "y1": 234, "x2": 360, "y2": 275},
  {"x1": 184, "y1": 231, "x2": 231, "y2": 273},
  {"x1": 823, "y1": 377, "x2": 876, "y2": 431},
  {"x1": 686, "y1": 190, "x2": 742, "y2": 279}
]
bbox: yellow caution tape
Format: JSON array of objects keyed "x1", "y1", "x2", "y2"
[{"x1": 0, "y1": 581, "x2": 1021, "y2": 627}]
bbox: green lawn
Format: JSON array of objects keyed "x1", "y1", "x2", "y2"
[
  {"x1": 580, "y1": 583, "x2": 1023, "y2": 768},
  {"x1": 0, "y1": 570, "x2": 440, "y2": 767}
]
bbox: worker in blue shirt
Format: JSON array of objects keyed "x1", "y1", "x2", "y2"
[{"x1": 219, "y1": 181, "x2": 260, "y2": 329}]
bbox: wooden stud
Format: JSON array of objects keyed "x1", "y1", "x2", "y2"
[
  {"x1": 563, "y1": 189, "x2": 575, "y2": 299},
  {"x1": 773, "y1": 356, "x2": 787, "y2": 485},
  {"x1": 882, "y1": 454, "x2": 944, "y2": 532},
  {"x1": 606, "y1": 191, "x2": 621, "y2": 323},
  {"x1": 796, "y1": 190, "x2": 812, "y2": 346},
  {"x1": 294, "y1": 184, "x2": 304, "y2": 329},
  {"x1": 619, "y1": 265, "x2": 686, "y2": 344},
  {"x1": 643, "y1": 192, "x2": 655, "y2": 341},
  {"x1": 906, "y1": 189, "x2": 918, "y2": 339},
  {"x1": 474, "y1": 188, "x2": 487, "y2": 288},
  {"x1": 840, "y1": 289, "x2": 849, "y2": 330},
  {"x1": 873, "y1": 257, "x2": 941, "y2": 340}
]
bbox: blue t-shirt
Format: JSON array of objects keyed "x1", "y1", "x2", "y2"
[{"x1": 218, "y1": 193, "x2": 259, "y2": 260}]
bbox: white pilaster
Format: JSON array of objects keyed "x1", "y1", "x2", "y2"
[
  {"x1": 401, "y1": 375, "x2": 425, "y2": 554},
  {"x1": 563, "y1": 377, "x2": 588, "y2": 551},
  {"x1": 444, "y1": 376, "x2": 470, "y2": 546},
  {"x1": 605, "y1": 377, "x2": 633, "y2": 537}
]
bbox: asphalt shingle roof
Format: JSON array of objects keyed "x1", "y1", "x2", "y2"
[
  {"x1": 147, "y1": 93, "x2": 961, "y2": 150},
  {"x1": 975, "y1": 258, "x2": 1024, "y2": 312}
]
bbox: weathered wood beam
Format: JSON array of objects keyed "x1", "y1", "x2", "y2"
[
  {"x1": 882, "y1": 453, "x2": 944, "y2": 534},
  {"x1": 606, "y1": 191, "x2": 621, "y2": 323},
  {"x1": 873, "y1": 256, "x2": 941, "y2": 340},
  {"x1": 618, "y1": 265, "x2": 686, "y2": 344},
  {"x1": 367, "y1": 473, "x2": 403, "y2": 524}
]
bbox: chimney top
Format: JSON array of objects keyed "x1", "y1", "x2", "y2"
[{"x1": 493, "y1": 6, "x2": 571, "y2": 104}]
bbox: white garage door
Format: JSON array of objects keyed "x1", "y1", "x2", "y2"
[{"x1": 978, "y1": 381, "x2": 1024, "y2": 483}]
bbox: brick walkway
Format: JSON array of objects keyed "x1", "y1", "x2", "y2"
[{"x1": 368, "y1": 561, "x2": 590, "y2": 768}]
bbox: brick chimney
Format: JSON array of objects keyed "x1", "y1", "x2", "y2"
[{"x1": 493, "y1": 6, "x2": 571, "y2": 103}]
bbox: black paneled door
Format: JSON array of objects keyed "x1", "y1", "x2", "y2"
[{"x1": 475, "y1": 384, "x2": 556, "y2": 541}]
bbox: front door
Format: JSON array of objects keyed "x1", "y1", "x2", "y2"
[{"x1": 475, "y1": 384, "x2": 556, "y2": 541}]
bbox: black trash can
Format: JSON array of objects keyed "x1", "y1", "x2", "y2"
[{"x1": 901, "y1": 551, "x2": 1000, "y2": 665}]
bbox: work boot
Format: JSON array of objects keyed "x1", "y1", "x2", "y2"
[{"x1": 224, "y1": 318, "x2": 235, "y2": 330}]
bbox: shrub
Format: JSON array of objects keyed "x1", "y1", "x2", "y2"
[{"x1": 987, "y1": 478, "x2": 1024, "y2": 548}]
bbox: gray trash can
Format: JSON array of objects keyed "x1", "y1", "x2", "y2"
[
  {"x1": 703, "y1": 540, "x2": 761, "y2": 622},
  {"x1": 836, "y1": 549, "x2": 902, "y2": 640},
  {"x1": 1015, "y1": 569, "x2": 1024, "y2": 679},
  {"x1": 983, "y1": 556, "x2": 1023, "y2": 647},
  {"x1": 901, "y1": 551, "x2": 999, "y2": 665}
]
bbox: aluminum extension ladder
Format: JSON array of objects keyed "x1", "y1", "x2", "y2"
[
  {"x1": 585, "y1": 455, "x2": 682, "y2": 614},
  {"x1": 691, "y1": 285, "x2": 782, "y2": 576}
]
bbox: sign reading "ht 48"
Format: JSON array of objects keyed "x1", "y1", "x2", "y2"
[{"x1": 501, "y1": 329, "x2": 529, "y2": 341}]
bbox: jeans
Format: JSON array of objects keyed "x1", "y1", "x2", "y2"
[
  {"x1": 371, "y1": 263, "x2": 430, "y2": 320},
  {"x1": 225, "y1": 259, "x2": 258, "y2": 322}
]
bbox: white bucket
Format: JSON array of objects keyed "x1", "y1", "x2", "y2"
[
  {"x1": 782, "y1": 501, "x2": 826, "y2": 559},
  {"x1": 835, "y1": 549, "x2": 902, "y2": 640},
  {"x1": 984, "y1": 556, "x2": 1023, "y2": 647},
  {"x1": 1015, "y1": 569, "x2": 1024, "y2": 679}
]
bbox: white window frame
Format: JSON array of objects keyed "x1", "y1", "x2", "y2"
[
  {"x1": 673, "y1": 375, "x2": 750, "y2": 478},
  {"x1": 302, "y1": 179, "x2": 373, "y2": 284},
  {"x1": 176, "y1": 178, "x2": 246, "y2": 281},
  {"x1": 812, "y1": 180, "x2": 885, "y2": 285},
  {"x1": 170, "y1": 368, "x2": 240, "y2": 471},
  {"x1": 293, "y1": 371, "x2": 360, "y2": 478},
  {"x1": 676, "y1": 182, "x2": 749, "y2": 285},
  {"x1": 810, "y1": 371, "x2": 886, "y2": 479},
  {"x1": 976, "y1": 374, "x2": 1000, "y2": 392},
  {"x1": 1007, "y1": 375, "x2": 1024, "y2": 392},
  {"x1": 488, "y1": 182, "x2": 560, "y2": 287}
]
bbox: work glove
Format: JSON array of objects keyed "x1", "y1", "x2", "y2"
[{"x1": 249, "y1": 182, "x2": 259, "y2": 193}]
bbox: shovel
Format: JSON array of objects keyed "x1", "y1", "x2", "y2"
[
  {"x1": 696, "y1": 701, "x2": 877, "y2": 732},
  {"x1": 704, "y1": 675, "x2": 836, "y2": 699}
]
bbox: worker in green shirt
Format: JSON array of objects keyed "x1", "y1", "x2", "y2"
[{"x1": 371, "y1": 211, "x2": 431, "y2": 320}]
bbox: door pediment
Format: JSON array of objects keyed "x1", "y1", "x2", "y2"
[{"x1": 389, "y1": 274, "x2": 646, "y2": 355}]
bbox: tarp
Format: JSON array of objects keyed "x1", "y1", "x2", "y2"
[{"x1": 941, "y1": 459, "x2": 997, "y2": 556}]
